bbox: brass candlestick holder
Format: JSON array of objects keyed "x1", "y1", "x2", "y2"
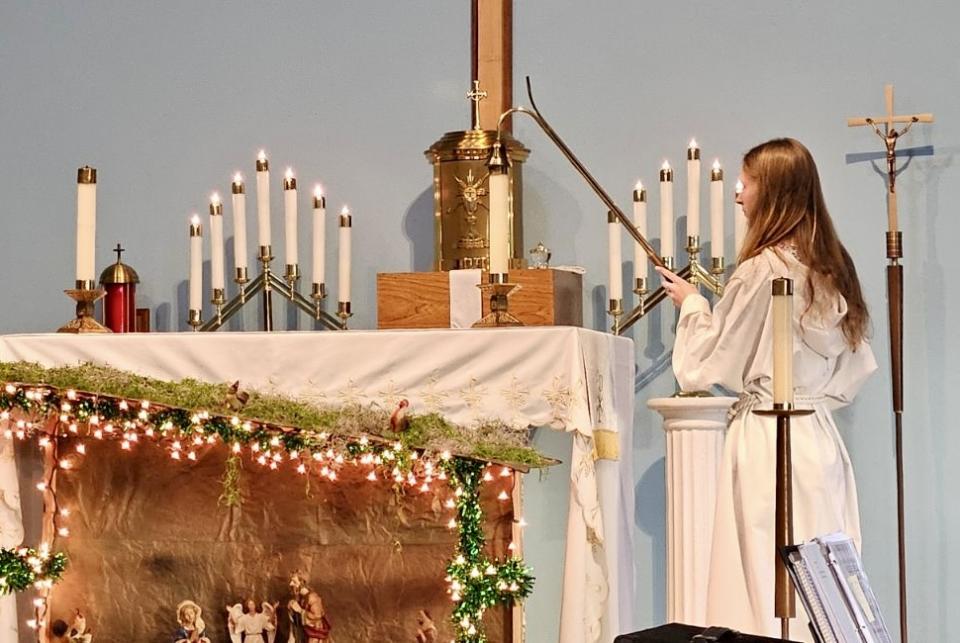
[
  {"x1": 58, "y1": 281, "x2": 111, "y2": 333},
  {"x1": 754, "y1": 402, "x2": 814, "y2": 640},
  {"x1": 608, "y1": 298, "x2": 623, "y2": 335},
  {"x1": 191, "y1": 243, "x2": 346, "y2": 332},
  {"x1": 473, "y1": 274, "x2": 523, "y2": 327}
]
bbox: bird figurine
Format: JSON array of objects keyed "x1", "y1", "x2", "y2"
[
  {"x1": 224, "y1": 381, "x2": 250, "y2": 412},
  {"x1": 390, "y1": 399, "x2": 410, "y2": 433}
]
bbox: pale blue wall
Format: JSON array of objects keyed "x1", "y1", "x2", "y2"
[{"x1": 1, "y1": 2, "x2": 957, "y2": 642}]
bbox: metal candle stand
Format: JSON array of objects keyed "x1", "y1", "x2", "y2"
[
  {"x1": 753, "y1": 403, "x2": 814, "y2": 640},
  {"x1": 187, "y1": 244, "x2": 348, "y2": 332},
  {"x1": 58, "y1": 280, "x2": 111, "y2": 334}
]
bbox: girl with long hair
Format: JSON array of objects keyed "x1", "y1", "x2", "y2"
[{"x1": 657, "y1": 138, "x2": 877, "y2": 638}]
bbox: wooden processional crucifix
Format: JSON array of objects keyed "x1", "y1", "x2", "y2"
[{"x1": 847, "y1": 84, "x2": 933, "y2": 643}]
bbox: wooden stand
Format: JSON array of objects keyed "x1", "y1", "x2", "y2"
[{"x1": 376, "y1": 268, "x2": 582, "y2": 329}]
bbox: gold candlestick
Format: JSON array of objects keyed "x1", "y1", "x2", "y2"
[
  {"x1": 473, "y1": 274, "x2": 523, "y2": 327},
  {"x1": 337, "y1": 301, "x2": 352, "y2": 329},
  {"x1": 57, "y1": 281, "x2": 111, "y2": 333},
  {"x1": 608, "y1": 298, "x2": 623, "y2": 335}
]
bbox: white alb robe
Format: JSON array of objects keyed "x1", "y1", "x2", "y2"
[{"x1": 673, "y1": 247, "x2": 877, "y2": 639}]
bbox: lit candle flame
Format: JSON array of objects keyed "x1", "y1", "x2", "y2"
[
  {"x1": 285, "y1": 167, "x2": 294, "y2": 181},
  {"x1": 341, "y1": 205, "x2": 350, "y2": 216},
  {"x1": 661, "y1": 160, "x2": 671, "y2": 171},
  {"x1": 210, "y1": 192, "x2": 221, "y2": 206},
  {"x1": 233, "y1": 172, "x2": 243, "y2": 185},
  {"x1": 735, "y1": 179, "x2": 744, "y2": 194},
  {"x1": 712, "y1": 159, "x2": 721, "y2": 171},
  {"x1": 635, "y1": 180, "x2": 643, "y2": 191},
  {"x1": 314, "y1": 184, "x2": 324, "y2": 199},
  {"x1": 190, "y1": 214, "x2": 200, "y2": 226},
  {"x1": 689, "y1": 138, "x2": 698, "y2": 149},
  {"x1": 257, "y1": 149, "x2": 267, "y2": 163}
]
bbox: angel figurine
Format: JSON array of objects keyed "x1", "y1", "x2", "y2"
[
  {"x1": 226, "y1": 603, "x2": 244, "y2": 643},
  {"x1": 173, "y1": 600, "x2": 211, "y2": 643},
  {"x1": 234, "y1": 599, "x2": 277, "y2": 643}
]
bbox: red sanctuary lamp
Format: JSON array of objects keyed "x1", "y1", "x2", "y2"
[{"x1": 99, "y1": 243, "x2": 140, "y2": 333}]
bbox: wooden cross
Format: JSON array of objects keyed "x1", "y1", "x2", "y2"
[
  {"x1": 467, "y1": 79, "x2": 488, "y2": 131},
  {"x1": 471, "y1": 0, "x2": 512, "y2": 131},
  {"x1": 847, "y1": 84, "x2": 934, "y2": 233}
]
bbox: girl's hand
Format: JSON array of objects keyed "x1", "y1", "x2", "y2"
[{"x1": 656, "y1": 266, "x2": 699, "y2": 307}]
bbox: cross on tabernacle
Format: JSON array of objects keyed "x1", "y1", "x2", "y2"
[
  {"x1": 847, "y1": 84, "x2": 934, "y2": 233},
  {"x1": 113, "y1": 243, "x2": 125, "y2": 262},
  {"x1": 467, "y1": 79, "x2": 488, "y2": 131}
]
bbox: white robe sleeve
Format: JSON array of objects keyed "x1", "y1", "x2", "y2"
[
  {"x1": 823, "y1": 340, "x2": 878, "y2": 410},
  {"x1": 673, "y1": 259, "x2": 774, "y2": 393}
]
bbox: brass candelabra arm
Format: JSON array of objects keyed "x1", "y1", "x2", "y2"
[{"x1": 617, "y1": 265, "x2": 693, "y2": 335}]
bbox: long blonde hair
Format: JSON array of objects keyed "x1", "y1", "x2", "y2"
[{"x1": 738, "y1": 138, "x2": 869, "y2": 347}]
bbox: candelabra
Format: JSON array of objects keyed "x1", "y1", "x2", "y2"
[{"x1": 187, "y1": 244, "x2": 347, "y2": 332}]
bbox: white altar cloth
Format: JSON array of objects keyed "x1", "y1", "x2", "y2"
[{"x1": 0, "y1": 327, "x2": 636, "y2": 643}]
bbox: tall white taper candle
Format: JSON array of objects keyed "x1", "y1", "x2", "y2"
[
  {"x1": 710, "y1": 161, "x2": 725, "y2": 260},
  {"x1": 633, "y1": 181, "x2": 648, "y2": 281},
  {"x1": 189, "y1": 215, "x2": 203, "y2": 312},
  {"x1": 312, "y1": 185, "x2": 326, "y2": 286},
  {"x1": 772, "y1": 278, "x2": 794, "y2": 406},
  {"x1": 75, "y1": 166, "x2": 97, "y2": 284},
  {"x1": 488, "y1": 172, "x2": 510, "y2": 274},
  {"x1": 209, "y1": 193, "x2": 225, "y2": 292},
  {"x1": 256, "y1": 150, "x2": 271, "y2": 249},
  {"x1": 608, "y1": 211, "x2": 623, "y2": 300},
  {"x1": 231, "y1": 174, "x2": 248, "y2": 273},
  {"x1": 283, "y1": 168, "x2": 298, "y2": 266},
  {"x1": 659, "y1": 161, "x2": 674, "y2": 263},
  {"x1": 686, "y1": 140, "x2": 700, "y2": 239},
  {"x1": 338, "y1": 206, "x2": 352, "y2": 303}
]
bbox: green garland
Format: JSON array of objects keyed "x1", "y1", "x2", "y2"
[
  {"x1": 0, "y1": 547, "x2": 67, "y2": 595},
  {"x1": 0, "y1": 361, "x2": 550, "y2": 469},
  {"x1": 444, "y1": 459, "x2": 534, "y2": 642},
  {"x1": 0, "y1": 362, "x2": 541, "y2": 641}
]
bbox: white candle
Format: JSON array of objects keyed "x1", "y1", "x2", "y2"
[
  {"x1": 338, "y1": 206, "x2": 352, "y2": 303},
  {"x1": 189, "y1": 215, "x2": 203, "y2": 312},
  {"x1": 710, "y1": 160, "x2": 725, "y2": 260},
  {"x1": 686, "y1": 139, "x2": 700, "y2": 239},
  {"x1": 231, "y1": 173, "x2": 248, "y2": 275},
  {"x1": 633, "y1": 181, "x2": 648, "y2": 281},
  {"x1": 772, "y1": 278, "x2": 794, "y2": 406},
  {"x1": 75, "y1": 166, "x2": 97, "y2": 284},
  {"x1": 312, "y1": 185, "x2": 326, "y2": 286},
  {"x1": 659, "y1": 161, "x2": 674, "y2": 263},
  {"x1": 209, "y1": 193, "x2": 225, "y2": 292},
  {"x1": 256, "y1": 150, "x2": 271, "y2": 250},
  {"x1": 735, "y1": 180, "x2": 747, "y2": 258},
  {"x1": 608, "y1": 211, "x2": 623, "y2": 301},
  {"x1": 488, "y1": 171, "x2": 510, "y2": 274},
  {"x1": 283, "y1": 168, "x2": 298, "y2": 266}
]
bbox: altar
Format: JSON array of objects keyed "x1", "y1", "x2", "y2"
[{"x1": 0, "y1": 327, "x2": 637, "y2": 642}]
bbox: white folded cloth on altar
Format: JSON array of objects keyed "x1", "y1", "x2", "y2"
[{"x1": 448, "y1": 268, "x2": 482, "y2": 328}]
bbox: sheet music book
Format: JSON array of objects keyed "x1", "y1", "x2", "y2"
[{"x1": 783, "y1": 532, "x2": 892, "y2": 643}]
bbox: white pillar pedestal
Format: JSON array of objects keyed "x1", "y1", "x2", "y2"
[{"x1": 648, "y1": 396, "x2": 737, "y2": 626}]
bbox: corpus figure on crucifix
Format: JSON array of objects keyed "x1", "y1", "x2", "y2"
[{"x1": 865, "y1": 114, "x2": 919, "y2": 196}]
